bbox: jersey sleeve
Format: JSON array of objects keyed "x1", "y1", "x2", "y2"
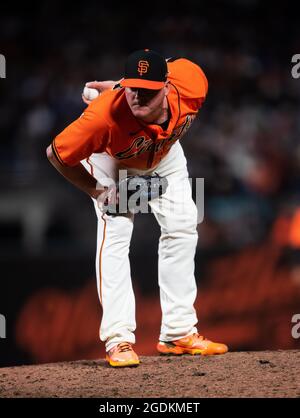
[
  {"x1": 167, "y1": 58, "x2": 208, "y2": 110},
  {"x1": 52, "y1": 98, "x2": 110, "y2": 167}
]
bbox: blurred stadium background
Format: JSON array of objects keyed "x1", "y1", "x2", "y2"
[{"x1": 0, "y1": 0, "x2": 300, "y2": 366}]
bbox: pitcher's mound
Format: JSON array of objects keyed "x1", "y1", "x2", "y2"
[{"x1": 0, "y1": 351, "x2": 299, "y2": 398}]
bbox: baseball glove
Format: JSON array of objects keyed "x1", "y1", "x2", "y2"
[{"x1": 103, "y1": 173, "x2": 168, "y2": 215}]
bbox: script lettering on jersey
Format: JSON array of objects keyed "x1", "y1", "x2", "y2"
[
  {"x1": 115, "y1": 115, "x2": 196, "y2": 161},
  {"x1": 169, "y1": 114, "x2": 196, "y2": 142}
]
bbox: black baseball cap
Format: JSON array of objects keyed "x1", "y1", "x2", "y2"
[{"x1": 121, "y1": 49, "x2": 168, "y2": 90}]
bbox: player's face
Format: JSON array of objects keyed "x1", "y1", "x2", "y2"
[{"x1": 125, "y1": 83, "x2": 169, "y2": 122}]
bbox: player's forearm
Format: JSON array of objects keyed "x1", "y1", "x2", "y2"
[{"x1": 46, "y1": 146, "x2": 103, "y2": 199}]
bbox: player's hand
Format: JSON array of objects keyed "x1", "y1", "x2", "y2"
[
  {"x1": 103, "y1": 184, "x2": 119, "y2": 206},
  {"x1": 93, "y1": 184, "x2": 120, "y2": 214},
  {"x1": 91, "y1": 184, "x2": 119, "y2": 202},
  {"x1": 81, "y1": 80, "x2": 118, "y2": 105}
]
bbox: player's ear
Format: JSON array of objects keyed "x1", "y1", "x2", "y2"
[{"x1": 164, "y1": 81, "x2": 170, "y2": 95}]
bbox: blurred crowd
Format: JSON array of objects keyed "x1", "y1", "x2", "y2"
[{"x1": 1, "y1": 1, "x2": 300, "y2": 256}]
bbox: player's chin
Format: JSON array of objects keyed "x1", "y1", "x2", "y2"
[{"x1": 131, "y1": 106, "x2": 151, "y2": 119}]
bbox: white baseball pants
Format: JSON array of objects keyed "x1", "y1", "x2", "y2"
[{"x1": 82, "y1": 142, "x2": 199, "y2": 352}]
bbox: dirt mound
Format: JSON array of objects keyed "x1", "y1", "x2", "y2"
[{"x1": 0, "y1": 351, "x2": 299, "y2": 398}]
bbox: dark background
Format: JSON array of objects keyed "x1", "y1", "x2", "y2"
[{"x1": 1, "y1": 0, "x2": 300, "y2": 367}]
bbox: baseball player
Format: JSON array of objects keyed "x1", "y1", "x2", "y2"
[{"x1": 47, "y1": 49, "x2": 228, "y2": 367}]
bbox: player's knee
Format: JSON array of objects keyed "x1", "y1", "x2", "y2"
[
  {"x1": 176, "y1": 199, "x2": 198, "y2": 230},
  {"x1": 162, "y1": 210, "x2": 198, "y2": 241},
  {"x1": 105, "y1": 214, "x2": 134, "y2": 241},
  {"x1": 179, "y1": 201, "x2": 198, "y2": 233}
]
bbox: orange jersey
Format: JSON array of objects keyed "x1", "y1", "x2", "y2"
[{"x1": 52, "y1": 58, "x2": 208, "y2": 170}]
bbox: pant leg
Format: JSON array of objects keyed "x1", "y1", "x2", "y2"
[
  {"x1": 94, "y1": 206, "x2": 136, "y2": 352},
  {"x1": 82, "y1": 154, "x2": 136, "y2": 352},
  {"x1": 149, "y1": 143, "x2": 199, "y2": 341}
]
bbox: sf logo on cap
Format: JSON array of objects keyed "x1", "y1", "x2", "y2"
[{"x1": 138, "y1": 60, "x2": 149, "y2": 76}]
